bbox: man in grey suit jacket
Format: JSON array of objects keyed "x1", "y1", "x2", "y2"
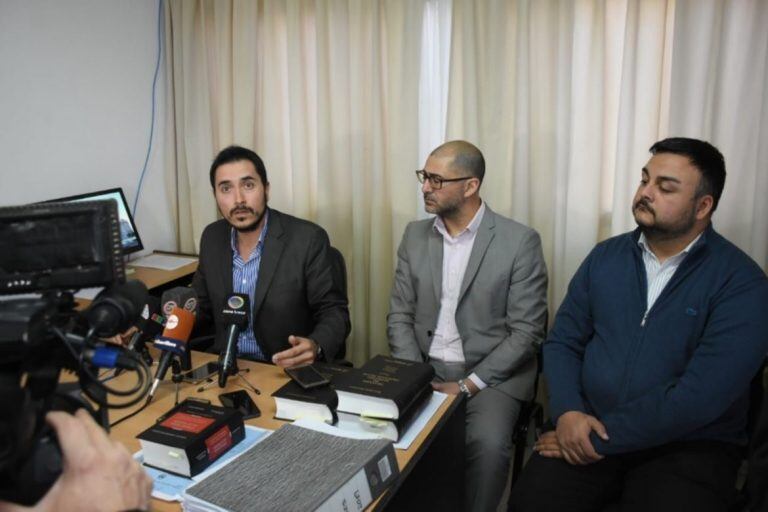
[{"x1": 388, "y1": 140, "x2": 548, "y2": 512}]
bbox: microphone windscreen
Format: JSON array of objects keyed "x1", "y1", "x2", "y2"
[
  {"x1": 220, "y1": 293, "x2": 250, "y2": 327},
  {"x1": 160, "y1": 287, "x2": 198, "y2": 317},
  {"x1": 154, "y1": 307, "x2": 194, "y2": 355},
  {"x1": 87, "y1": 280, "x2": 149, "y2": 337}
]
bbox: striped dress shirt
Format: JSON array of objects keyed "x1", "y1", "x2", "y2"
[{"x1": 230, "y1": 212, "x2": 269, "y2": 360}]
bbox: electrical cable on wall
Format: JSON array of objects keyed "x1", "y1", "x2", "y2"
[{"x1": 132, "y1": 0, "x2": 164, "y2": 218}]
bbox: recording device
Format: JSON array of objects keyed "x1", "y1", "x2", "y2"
[
  {"x1": 219, "y1": 390, "x2": 261, "y2": 419},
  {"x1": 0, "y1": 201, "x2": 152, "y2": 506},
  {"x1": 147, "y1": 305, "x2": 195, "y2": 403},
  {"x1": 217, "y1": 294, "x2": 250, "y2": 388},
  {"x1": 182, "y1": 361, "x2": 219, "y2": 384},
  {"x1": 285, "y1": 364, "x2": 331, "y2": 389}
]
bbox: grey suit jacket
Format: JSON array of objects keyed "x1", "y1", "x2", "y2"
[{"x1": 387, "y1": 205, "x2": 548, "y2": 400}]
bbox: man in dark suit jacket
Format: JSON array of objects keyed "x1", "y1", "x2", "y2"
[{"x1": 191, "y1": 146, "x2": 350, "y2": 366}]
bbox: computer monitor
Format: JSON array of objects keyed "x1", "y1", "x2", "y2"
[{"x1": 44, "y1": 188, "x2": 144, "y2": 255}]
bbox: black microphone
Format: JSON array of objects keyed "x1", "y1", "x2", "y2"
[
  {"x1": 147, "y1": 306, "x2": 195, "y2": 402},
  {"x1": 160, "y1": 286, "x2": 199, "y2": 318},
  {"x1": 125, "y1": 296, "x2": 161, "y2": 352},
  {"x1": 218, "y1": 294, "x2": 250, "y2": 388},
  {"x1": 86, "y1": 280, "x2": 148, "y2": 337}
]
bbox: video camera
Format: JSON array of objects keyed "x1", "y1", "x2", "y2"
[{"x1": 0, "y1": 200, "x2": 152, "y2": 505}]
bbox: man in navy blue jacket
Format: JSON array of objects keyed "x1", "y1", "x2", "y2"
[{"x1": 510, "y1": 138, "x2": 768, "y2": 512}]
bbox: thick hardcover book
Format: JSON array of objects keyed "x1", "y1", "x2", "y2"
[
  {"x1": 182, "y1": 423, "x2": 400, "y2": 512},
  {"x1": 272, "y1": 379, "x2": 339, "y2": 424},
  {"x1": 333, "y1": 355, "x2": 435, "y2": 420},
  {"x1": 271, "y1": 363, "x2": 353, "y2": 424},
  {"x1": 336, "y1": 384, "x2": 432, "y2": 442},
  {"x1": 137, "y1": 399, "x2": 245, "y2": 477}
]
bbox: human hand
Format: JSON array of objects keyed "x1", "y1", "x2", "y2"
[
  {"x1": 555, "y1": 411, "x2": 608, "y2": 465},
  {"x1": 5, "y1": 409, "x2": 153, "y2": 512},
  {"x1": 103, "y1": 326, "x2": 138, "y2": 347},
  {"x1": 533, "y1": 430, "x2": 563, "y2": 459},
  {"x1": 272, "y1": 335, "x2": 318, "y2": 368},
  {"x1": 431, "y1": 381, "x2": 461, "y2": 395}
]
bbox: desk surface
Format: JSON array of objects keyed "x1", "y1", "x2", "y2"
[
  {"x1": 107, "y1": 351, "x2": 458, "y2": 511},
  {"x1": 127, "y1": 257, "x2": 198, "y2": 291}
]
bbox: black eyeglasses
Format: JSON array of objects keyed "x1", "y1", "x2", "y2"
[{"x1": 415, "y1": 170, "x2": 474, "y2": 190}]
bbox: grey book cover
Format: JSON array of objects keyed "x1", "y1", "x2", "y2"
[{"x1": 184, "y1": 424, "x2": 398, "y2": 511}]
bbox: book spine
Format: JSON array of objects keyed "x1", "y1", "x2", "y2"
[{"x1": 315, "y1": 442, "x2": 399, "y2": 512}]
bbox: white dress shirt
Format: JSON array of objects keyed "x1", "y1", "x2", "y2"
[
  {"x1": 429, "y1": 202, "x2": 488, "y2": 390},
  {"x1": 638, "y1": 231, "x2": 702, "y2": 324}
]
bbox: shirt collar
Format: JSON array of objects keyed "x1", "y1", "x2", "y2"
[
  {"x1": 637, "y1": 230, "x2": 702, "y2": 262},
  {"x1": 433, "y1": 201, "x2": 486, "y2": 241},
  {"x1": 230, "y1": 209, "x2": 270, "y2": 258}
]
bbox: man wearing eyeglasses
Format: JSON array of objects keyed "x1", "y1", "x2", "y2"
[{"x1": 387, "y1": 140, "x2": 549, "y2": 512}]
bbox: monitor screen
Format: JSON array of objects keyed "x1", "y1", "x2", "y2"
[{"x1": 43, "y1": 188, "x2": 144, "y2": 255}]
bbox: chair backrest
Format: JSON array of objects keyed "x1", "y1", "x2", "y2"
[{"x1": 328, "y1": 246, "x2": 349, "y2": 360}]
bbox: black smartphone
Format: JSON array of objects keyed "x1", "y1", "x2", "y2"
[
  {"x1": 285, "y1": 364, "x2": 331, "y2": 389},
  {"x1": 219, "y1": 390, "x2": 261, "y2": 419},
  {"x1": 182, "y1": 362, "x2": 219, "y2": 384}
]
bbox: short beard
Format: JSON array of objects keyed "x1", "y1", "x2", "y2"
[
  {"x1": 230, "y1": 208, "x2": 266, "y2": 233},
  {"x1": 634, "y1": 202, "x2": 697, "y2": 243}
]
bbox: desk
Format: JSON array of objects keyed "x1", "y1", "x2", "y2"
[
  {"x1": 127, "y1": 258, "x2": 198, "y2": 292},
  {"x1": 108, "y1": 351, "x2": 465, "y2": 511}
]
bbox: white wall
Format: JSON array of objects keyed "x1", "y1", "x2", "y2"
[{"x1": 0, "y1": 0, "x2": 176, "y2": 255}]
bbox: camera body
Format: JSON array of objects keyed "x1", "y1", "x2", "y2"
[{"x1": 0, "y1": 200, "x2": 149, "y2": 505}]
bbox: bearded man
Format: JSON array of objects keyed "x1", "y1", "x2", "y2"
[
  {"x1": 191, "y1": 146, "x2": 350, "y2": 367},
  {"x1": 510, "y1": 138, "x2": 768, "y2": 512},
  {"x1": 388, "y1": 140, "x2": 549, "y2": 511}
]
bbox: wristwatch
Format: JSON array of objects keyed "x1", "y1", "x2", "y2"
[
  {"x1": 457, "y1": 379, "x2": 472, "y2": 398},
  {"x1": 314, "y1": 342, "x2": 324, "y2": 362}
]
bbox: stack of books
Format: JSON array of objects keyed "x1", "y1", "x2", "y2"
[{"x1": 271, "y1": 355, "x2": 435, "y2": 442}]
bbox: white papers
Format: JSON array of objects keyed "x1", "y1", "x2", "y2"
[
  {"x1": 136, "y1": 425, "x2": 271, "y2": 502},
  {"x1": 130, "y1": 253, "x2": 197, "y2": 271},
  {"x1": 293, "y1": 391, "x2": 448, "y2": 450}
]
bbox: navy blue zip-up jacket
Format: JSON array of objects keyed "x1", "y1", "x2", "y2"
[{"x1": 544, "y1": 224, "x2": 768, "y2": 455}]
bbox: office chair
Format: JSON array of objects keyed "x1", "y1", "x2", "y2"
[{"x1": 507, "y1": 312, "x2": 548, "y2": 495}]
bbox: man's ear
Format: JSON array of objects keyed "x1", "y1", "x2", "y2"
[
  {"x1": 695, "y1": 194, "x2": 713, "y2": 220},
  {"x1": 464, "y1": 177, "x2": 480, "y2": 198}
]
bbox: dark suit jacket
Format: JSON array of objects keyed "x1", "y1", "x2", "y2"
[{"x1": 191, "y1": 208, "x2": 350, "y2": 360}]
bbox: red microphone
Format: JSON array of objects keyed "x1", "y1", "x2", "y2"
[{"x1": 147, "y1": 307, "x2": 195, "y2": 402}]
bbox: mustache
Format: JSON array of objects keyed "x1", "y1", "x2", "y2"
[
  {"x1": 633, "y1": 199, "x2": 654, "y2": 214},
  {"x1": 230, "y1": 206, "x2": 255, "y2": 216}
]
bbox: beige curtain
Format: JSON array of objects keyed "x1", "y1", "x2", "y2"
[
  {"x1": 166, "y1": 0, "x2": 425, "y2": 365},
  {"x1": 444, "y1": 0, "x2": 675, "y2": 310},
  {"x1": 165, "y1": 0, "x2": 768, "y2": 364}
]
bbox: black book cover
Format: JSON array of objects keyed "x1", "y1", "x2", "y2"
[
  {"x1": 333, "y1": 355, "x2": 435, "y2": 419},
  {"x1": 137, "y1": 399, "x2": 245, "y2": 477},
  {"x1": 272, "y1": 378, "x2": 339, "y2": 424}
]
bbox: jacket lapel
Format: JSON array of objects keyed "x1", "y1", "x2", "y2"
[
  {"x1": 253, "y1": 209, "x2": 285, "y2": 315},
  {"x1": 458, "y1": 207, "x2": 495, "y2": 303},
  {"x1": 427, "y1": 226, "x2": 443, "y2": 303}
]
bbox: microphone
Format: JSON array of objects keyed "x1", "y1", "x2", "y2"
[
  {"x1": 217, "y1": 294, "x2": 250, "y2": 388},
  {"x1": 160, "y1": 286, "x2": 199, "y2": 318},
  {"x1": 147, "y1": 306, "x2": 195, "y2": 402},
  {"x1": 159, "y1": 286, "x2": 198, "y2": 370},
  {"x1": 86, "y1": 280, "x2": 148, "y2": 337},
  {"x1": 125, "y1": 296, "x2": 162, "y2": 351}
]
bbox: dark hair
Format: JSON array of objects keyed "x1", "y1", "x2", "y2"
[
  {"x1": 209, "y1": 146, "x2": 268, "y2": 189},
  {"x1": 649, "y1": 137, "x2": 726, "y2": 212},
  {"x1": 430, "y1": 140, "x2": 485, "y2": 183}
]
